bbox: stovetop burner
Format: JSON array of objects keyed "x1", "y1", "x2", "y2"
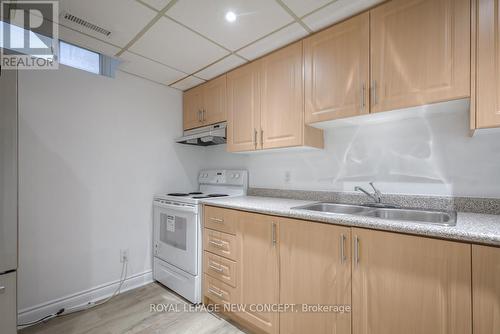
[
  {"x1": 189, "y1": 192, "x2": 203, "y2": 195},
  {"x1": 192, "y1": 196, "x2": 210, "y2": 199},
  {"x1": 208, "y1": 194, "x2": 229, "y2": 197},
  {"x1": 167, "y1": 193, "x2": 189, "y2": 196}
]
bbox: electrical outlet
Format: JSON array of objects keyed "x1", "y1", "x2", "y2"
[{"x1": 120, "y1": 249, "x2": 129, "y2": 263}]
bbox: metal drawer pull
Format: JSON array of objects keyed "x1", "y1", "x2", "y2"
[
  {"x1": 209, "y1": 239, "x2": 225, "y2": 248},
  {"x1": 361, "y1": 84, "x2": 366, "y2": 111},
  {"x1": 0, "y1": 286, "x2": 5, "y2": 294},
  {"x1": 209, "y1": 263, "x2": 224, "y2": 273},
  {"x1": 254, "y1": 129, "x2": 257, "y2": 148},
  {"x1": 202, "y1": 109, "x2": 206, "y2": 121},
  {"x1": 271, "y1": 222, "x2": 277, "y2": 246},
  {"x1": 210, "y1": 217, "x2": 224, "y2": 223},
  {"x1": 208, "y1": 288, "x2": 224, "y2": 298},
  {"x1": 354, "y1": 236, "x2": 360, "y2": 266},
  {"x1": 340, "y1": 234, "x2": 347, "y2": 264}
]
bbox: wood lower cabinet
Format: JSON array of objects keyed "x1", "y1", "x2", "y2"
[
  {"x1": 279, "y1": 218, "x2": 351, "y2": 334},
  {"x1": 472, "y1": 245, "x2": 500, "y2": 334},
  {"x1": 237, "y1": 212, "x2": 280, "y2": 334},
  {"x1": 473, "y1": 0, "x2": 500, "y2": 129},
  {"x1": 351, "y1": 228, "x2": 472, "y2": 334},
  {"x1": 370, "y1": 0, "x2": 470, "y2": 113},
  {"x1": 183, "y1": 75, "x2": 226, "y2": 130},
  {"x1": 304, "y1": 12, "x2": 370, "y2": 123}
]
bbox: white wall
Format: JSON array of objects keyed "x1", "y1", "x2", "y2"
[
  {"x1": 17, "y1": 66, "x2": 204, "y2": 314},
  {"x1": 203, "y1": 100, "x2": 500, "y2": 198}
]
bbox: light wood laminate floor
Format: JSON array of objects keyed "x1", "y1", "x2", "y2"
[{"x1": 20, "y1": 283, "x2": 247, "y2": 334}]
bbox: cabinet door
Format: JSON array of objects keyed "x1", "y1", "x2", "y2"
[
  {"x1": 279, "y1": 218, "x2": 351, "y2": 334},
  {"x1": 370, "y1": 0, "x2": 470, "y2": 113},
  {"x1": 237, "y1": 212, "x2": 279, "y2": 334},
  {"x1": 475, "y1": 0, "x2": 500, "y2": 128},
  {"x1": 472, "y1": 245, "x2": 500, "y2": 334},
  {"x1": 261, "y1": 41, "x2": 303, "y2": 149},
  {"x1": 203, "y1": 75, "x2": 227, "y2": 125},
  {"x1": 304, "y1": 12, "x2": 369, "y2": 123},
  {"x1": 352, "y1": 229, "x2": 471, "y2": 334},
  {"x1": 226, "y1": 62, "x2": 261, "y2": 152},
  {"x1": 183, "y1": 85, "x2": 203, "y2": 130},
  {"x1": 0, "y1": 272, "x2": 17, "y2": 334}
]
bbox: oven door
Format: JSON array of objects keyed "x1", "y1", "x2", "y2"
[{"x1": 153, "y1": 202, "x2": 199, "y2": 276}]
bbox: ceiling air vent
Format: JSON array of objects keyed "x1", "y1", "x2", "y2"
[{"x1": 62, "y1": 12, "x2": 112, "y2": 37}]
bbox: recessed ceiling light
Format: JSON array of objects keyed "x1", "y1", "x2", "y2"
[{"x1": 225, "y1": 11, "x2": 237, "y2": 23}]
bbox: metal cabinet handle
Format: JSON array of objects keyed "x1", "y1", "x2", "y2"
[
  {"x1": 271, "y1": 222, "x2": 277, "y2": 246},
  {"x1": 209, "y1": 239, "x2": 225, "y2": 248},
  {"x1": 0, "y1": 286, "x2": 5, "y2": 294},
  {"x1": 354, "y1": 236, "x2": 360, "y2": 266},
  {"x1": 202, "y1": 109, "x2": 206, "y2": 122},
  {"x1": 198, "y1": 110, "x2": 202, "y2": 122},
  {"x1": 209, "y1": 263, "x2": 224, "y2": 273},
  {"x1": 371, "y1": 80, "x2": 377, "y2": 106},
  {"x1": 340, "y1": 234, "x2": 347, "y2": 264},
  {"x1": 254, "y1": 129, "x2": 258, "y2": 148},
  {"x1": 210, "y1": 217, "x2": 224, "y2": 223},
  {"x1": 361, "y1": 83, "x2": 366, "y2": 111},
  {"x1": 260, "y1": 129, "x2": 264, "y2": 148},
  {"x1": 208, "y1": 288, "x2": 224, "y2": 298}
]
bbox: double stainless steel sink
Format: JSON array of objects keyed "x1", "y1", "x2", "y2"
[{"x1": 292, "y1": 202, "x2": 457, "y2": 226}]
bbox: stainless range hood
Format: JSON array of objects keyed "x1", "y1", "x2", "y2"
[{"x1": 175, "y1": 122, "x2": 227, "y2": 146}]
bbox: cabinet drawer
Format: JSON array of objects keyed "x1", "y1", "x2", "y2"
[
  {"x1": 204, "y1": 251, "x2": 237, "y2": 287},
  {"x1": 204, "y1": 206, "x2": 237, "y2": 234},
  {"x1": 204, "y1": 228, "x2": 238, "y2": 261},
  {"x1": 204, "y1": 274, "x2": 235, "y2": 305}
]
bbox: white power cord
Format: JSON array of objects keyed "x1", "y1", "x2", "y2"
[{"x1": 18, "y1": 259, "x2": 128, "y2": 328}]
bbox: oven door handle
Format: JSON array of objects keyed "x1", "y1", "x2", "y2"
[{"x1": 154, "y1": 201, "x2": 197, "y2": 213}]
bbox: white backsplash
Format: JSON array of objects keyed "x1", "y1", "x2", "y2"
[{"x1": 203, "y1": 100, "x2": 500, "y2": 198}]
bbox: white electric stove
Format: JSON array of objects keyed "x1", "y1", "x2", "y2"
[{"x1": 153, "y1": 169, "x2": 248, "y2": 303}]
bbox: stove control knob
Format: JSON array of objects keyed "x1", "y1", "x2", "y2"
[{"x1": 235, "y1": 173, "x2": 240, "y2": 178}]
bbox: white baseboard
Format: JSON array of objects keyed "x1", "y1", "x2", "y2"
[{"x1": 18, "y1": 270, "x2": 153, "y2": 327}]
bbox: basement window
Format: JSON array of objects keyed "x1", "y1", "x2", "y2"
[
  {"x1": 59, "y1": 41, "x2": 100, "y2": 74},
  {"x1": 58, "y1": 40, "x2": 120, "y2": 78}
]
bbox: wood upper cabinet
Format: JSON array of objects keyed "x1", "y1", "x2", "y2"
[
  {"x1": 370, "y1": 0, "x2": 470, "y2": 113},
  {"x1": 183, "y1": 75, "x2": 227, "y2": 130},
  {"x1": 473, "y1": 0, "x2": 500, "y2": 129},
  {"x1": 227, "y1": 42, "x2": 323, "y2": 153},
  {"x1": 279, "y1": 218, "x2": 351, "y2": 334},
  {"x1": 183, "y1": 85, "x2": 203, "y2": 130},
  {"x1": 472, "y1": 245, "x2": 500, "y2": 334},
  {"x1": 237, "y1": 211, "x2": 279, "y2": 334},
  {"x1": 226, "y1": 62, "x2": 261, "y2": 152},
  {"x1": 352, "y1": 228, "x2": 472, "y2": 334},
  {"x1": 261, "y1": 41, "x2": 304, "y2": 149},
  {"x1": 203, "y1": 75, "x2": 227, "y2": 125},
  {"x1": 304, "y1": 12, "x2": 370, "y2": 123}
]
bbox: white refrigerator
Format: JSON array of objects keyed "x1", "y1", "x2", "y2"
[{"x1": 0, "y1": 67, "x2": 18, "y2": 333}]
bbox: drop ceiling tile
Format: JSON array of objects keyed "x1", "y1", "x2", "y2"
[
  {"x1": 138, "y1": 0, "x2": 170, "y2": 11},
  {"x1": 58, "y1": 25, "x2": 120, "y2": 57},
  {"x1": 237, "y1": 23, "x2": 308, "y2": 60},
  {"x1": 281, "y1": 0, "x2": 333, "y2": 17},
  {"x1": 195, "y1": 55, "x2": 246, "y2": 80},
  {"x1": 303, "y1": 0, "x2": 384, "y2": 31},
  {"x1": 130, "y1": 17, "x2": 229, "y2": 74},
  {"x1": 170, "y1": 76, "x2": 205, "y2": 91},
  {"x1": 167, "y1": 0, "x2": 295, "y2": 51},
  {"x1": 118, "y1": 51, "x2": 186, "y2": 85},
  {"x1": 58, "y1": 0, "x2": 156, "y2": 47}
]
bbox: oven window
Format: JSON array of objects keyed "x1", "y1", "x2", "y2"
[{"x1": 160, "y1": 213, "x2": 187, "y2": 251}]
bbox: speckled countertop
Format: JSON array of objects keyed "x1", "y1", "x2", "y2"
[{"x1": 201, "y1": 196, "x2": 500, "y2": 247}]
